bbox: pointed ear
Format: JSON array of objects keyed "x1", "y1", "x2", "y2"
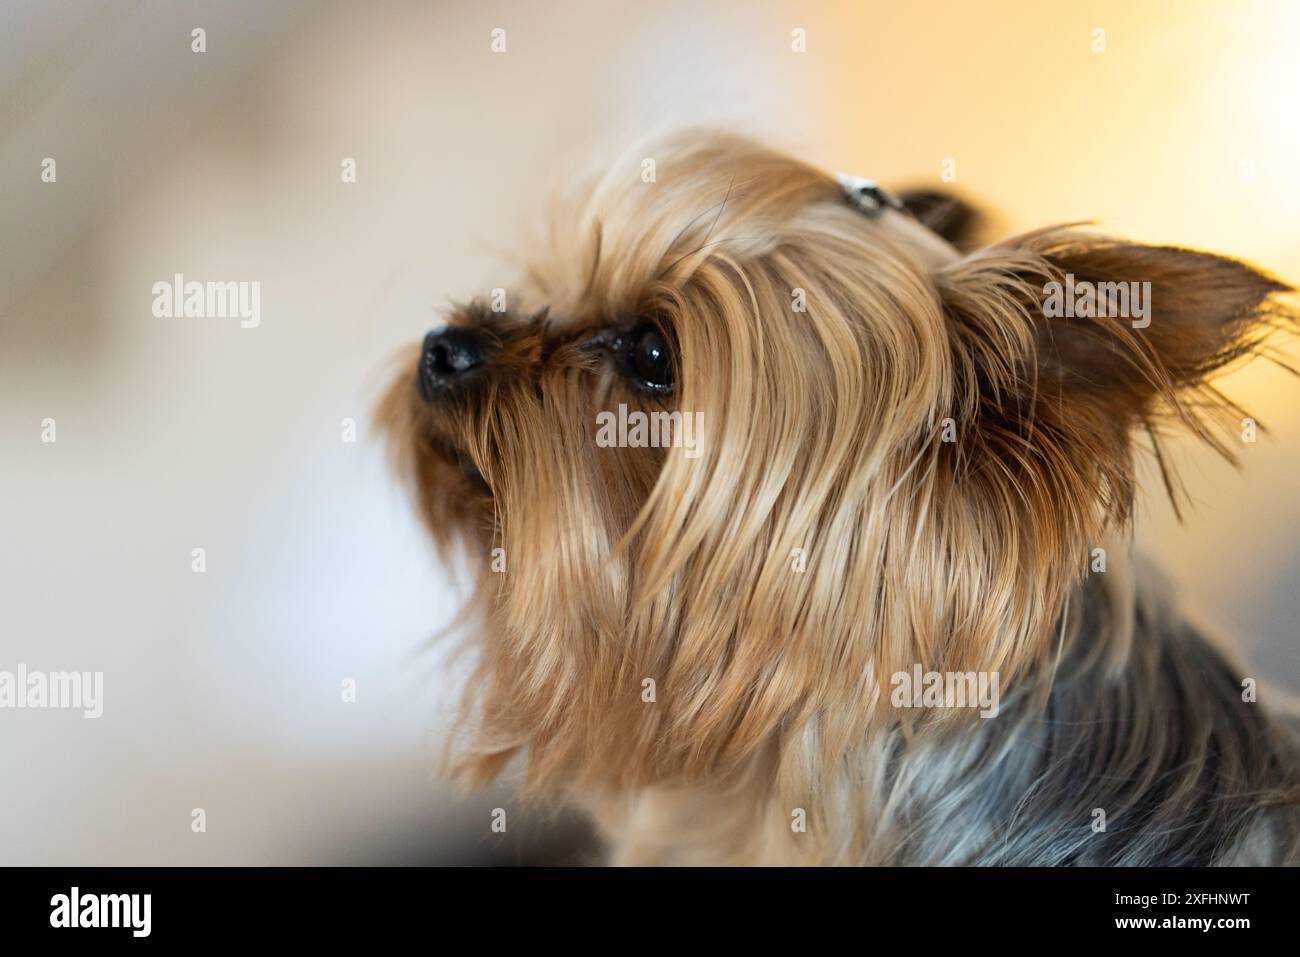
[
  {"x1": 897, "y1": 188, "x2": 982, "y2": 248},
  {"x1": 1028, "y1": 233, "x2": 1287, "y2": 395},
  {"x1": 934, "y1": 228, "x2": 1295, "y2": 510},
  {"x1": 940, "y1": 228, "x2": 1292, "y2": 416}
]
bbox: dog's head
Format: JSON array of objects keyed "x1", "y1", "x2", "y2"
[{"x1": 378, "y1": 132, "x2": 1292, "y2": 792}]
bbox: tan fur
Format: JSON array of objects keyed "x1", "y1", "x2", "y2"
[{"x1": 378, "y1": 132, "x2": 1299, "y2": 865}]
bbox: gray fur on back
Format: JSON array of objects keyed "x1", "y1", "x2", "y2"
[{"x1": 868, "y1": 573, "x2": 1300, "y2": 866}]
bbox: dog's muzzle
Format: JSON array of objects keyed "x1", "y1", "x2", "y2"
[{"x1": 418, "y1": 326, "x2": 489, "y2": 400}]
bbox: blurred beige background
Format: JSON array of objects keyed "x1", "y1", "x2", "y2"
[{"x1": 2, "y1": 0, "x2": 1297, "y2": 864}]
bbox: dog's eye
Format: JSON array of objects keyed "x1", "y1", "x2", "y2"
[{"x1": 628, "y1": 324, "x2": 675, "y2": 394}]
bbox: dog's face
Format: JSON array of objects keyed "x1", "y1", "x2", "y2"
[{"x1": 379, "y1": 132, "x2": 1288, "y2": 792}]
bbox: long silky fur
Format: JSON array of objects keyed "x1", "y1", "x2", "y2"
[{"x1": 377, "y1": 131, "x2": 1300, "y2": 865}]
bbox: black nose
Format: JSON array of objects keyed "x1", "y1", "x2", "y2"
[{"x1": 417, "y1": 327, "x2": 489, "y2": 400}]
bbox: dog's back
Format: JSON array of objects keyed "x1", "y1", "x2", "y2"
[{"x1": 881, "y1": 571, "x2": 1300, "y2": 866}]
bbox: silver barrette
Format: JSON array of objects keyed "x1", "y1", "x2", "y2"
[{"x1": 837, "y1": 172, "x2": 904, "y2": 219}]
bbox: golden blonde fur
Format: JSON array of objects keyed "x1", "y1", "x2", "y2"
[{"x1": 378, "y1": 132, "x2": 1300, "y2": 865}]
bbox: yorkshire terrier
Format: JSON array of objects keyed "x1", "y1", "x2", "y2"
[{"x1": 379, "y1": 132, "x2": 1300, "y2": 865}]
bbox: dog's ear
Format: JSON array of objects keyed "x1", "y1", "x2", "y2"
[
  {"x1": 934, "y1": 229, "x2": 1293, "y2": 509},
  {"x1": 897, "y1": 188, "x2": 982, "y2": 248},
  {"x1": 1039, "y1": 237, "x2": 1286, "y2": 397}
]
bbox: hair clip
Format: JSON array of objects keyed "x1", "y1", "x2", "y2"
[{"x1": 837, "y1": 173, "x2": 904, "y2": 219}]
